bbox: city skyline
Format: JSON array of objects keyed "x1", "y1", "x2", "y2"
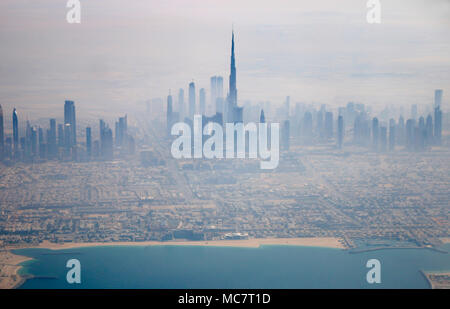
[
  {"x1": 0, "y1": 0, "x2": 450, "y2": 119},
  {"x1": 0, "y1": 1, "x2": 449, "y2": 291}
]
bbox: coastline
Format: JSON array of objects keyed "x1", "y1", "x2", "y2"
[
  {"x1": 1, "y1": 237, "x2": 343, "y2": 289},
  {"x1": 440, "y1": 238, "x2": 450, "y2": 244},
  {"x1": 421, "y1": 271, "x2": 450, "y2": 289},
  {"x1": 0, "y1": 250, "x2": 33, "y2": 289},
  {"x1": 27, "y1": 237, "x2": 346, "y2": 251}
]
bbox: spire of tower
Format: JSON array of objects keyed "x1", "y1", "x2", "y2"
[{"x1": 231, "y1": 29, "x2": 234, "y2": 59}]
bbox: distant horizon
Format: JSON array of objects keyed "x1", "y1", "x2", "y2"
[{"x1": 1, "y1": 0, "x2": 450, "y2": 119}]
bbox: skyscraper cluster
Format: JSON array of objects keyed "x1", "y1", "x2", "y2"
[
  {"x1": 0, "y1": 101, "x2": 135, "y2": 164},
  {"x1": 250, "y1": 89, "x2": 444, "y2": 153},
  {"x1": 166, "y1": 30, "x2": 244, "y2": 136}
]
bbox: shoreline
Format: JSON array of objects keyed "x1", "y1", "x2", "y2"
[
  {"x1": 9, "y1": 237, "x2": 346, "y2": 251},
  {"x1": 1, "y1": 237, "x2": 343, "y2": 289},
  {"x1": 2, "y1": 238, "x2": 449, "y2": 289},
  {"x1": 0, "y1": 249, "x2": 33, "y2": 289}
]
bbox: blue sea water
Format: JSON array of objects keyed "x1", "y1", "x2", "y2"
[{"x1": 13, "y1": 244, "x2": 450, "y2": 289}]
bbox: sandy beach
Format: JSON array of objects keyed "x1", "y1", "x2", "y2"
[
  {"x1": 0, "y1": 250, "x2": 32, "y2": 289},
  {"x1": 28, "y1": 237, "x2": 345, "y2": 250}
]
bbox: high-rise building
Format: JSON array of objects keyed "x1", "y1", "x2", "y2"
[
  {"x1": 216, "y1": 76, "x2": 224, "y2": 100},
  {"x1": 353, "y1": 113, "x2": 370, "y2": 146},
  {"x1": 189, "y1": 82, "x2": 196, "y2": 120},
  {"x1": 337, "y1": 115, "x2": 344, "y2": 149},
  {"x1": 167, "y1": 93, "x2": 173, "y2": 135},
  {"x1": 12, "y1": 108, "x2": 18, "y2": 156},
  {"x1": 303, "y1": 111, "x2": 313, "y2": 144},
  {"x1": 102, "y1": 127, "x2": 113, "y2": 160},
  {"x1": 210, "y1": 76, "x2": 218, "y2": 114},
  {"x1": 233, "y1": 106, "x2": 243, "y2": 124},
  {"x1": 227, "y1": 31, "x2": 238, "y2": 123},
  {"x1": 64, "y1": 123, "x2": 72, "y2": 157},
  {"x1": 389, "y1": 119, "x2": 396, "y2": 151},
  {"x1": 86, "y1": 127, "x2": 92, "y2": 159},
  {"x1": 99, "y1": 119, "x2": 113, "y2": 160},
  {"x1": 285, "y1": 96, "x2": 290, "y2": 119},
  {"x1": 118, "y1": 115, "x2": 127, "y2": 147},
  {"x1": 425, "y1": 114, "x2": 433, "y2": 147},
  {"x1": 199, "y1": 88, "x2": 206, "y2": 116},
  {"x1": 47, "y1": 119, "x2": 56, "y2": 159},
  {"x1": 215, "y1": 98, "x2": 224, "y2": 119},
  {"x1": 417, "y1": 116, "x2": 426, "y2": 151},
  {"x1": 434, "y1": 106, "x2": 442, "y2": 145},
  {"x1": 260, "y1": 109, "x2": 265, "y2": 123},
  {"x1": 372, "y1": 117, "x2": 379, "y2": 151},
  {"x1": 64, "y1": 100, "x2": 76, "y2": 146},
  {"x1": 57, "y1": 123, "x2": 64, "y2": 147},
  {"x1": 178, "y1": 88, "x2": 184, "y2": 121},
  {"x1": 434, "y1": 89, "x2": 443, "y2": 108},
  {"x1": 38, "y1": 127, "x2": 45, "y2": 159},
  {"x1": 405, "y1": 119, "x2": 415, "y2": 150},
  {"x1": 211, "y1": 76, "x2": 217, "y2": 110},
  {"x1": 317, "y1": 110, "x2": 324, "y2": 138},
  {"x1": 325, "y1": 112, "x2": 333, "y2": 139},
  {"x1": 379, "y1": 126, "x2": 387, "y2": 152},
  {"x1": 397, "y1": 116, "x2": 405, "y2": 146}
]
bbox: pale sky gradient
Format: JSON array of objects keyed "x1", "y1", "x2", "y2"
[{"x1": 0, "y1": 0, "x2": 449, "y2": 120}]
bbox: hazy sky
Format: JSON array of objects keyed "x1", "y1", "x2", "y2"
[{"x1": 0, "y1": 0, "x2": 449, "y2": 120}]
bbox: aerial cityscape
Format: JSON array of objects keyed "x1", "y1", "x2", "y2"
[{"x1": 0, "y1": 0, "x2": 449, "y2": 291}]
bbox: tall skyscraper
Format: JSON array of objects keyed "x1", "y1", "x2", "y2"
[
  {"x1": 188, "y1": 82, "x2": 196, "y2": 120},
  {"x1": 389, "y1": 119, "x2": 396, "y2": 151},
  {"x1": 117, "y1": 115, "x2": 127, "y2": 147},
  {"x1": 12, "y1": 108, "x2": 18, "y2": 155},
  {"x1": 167, "y1": 93, "x2": 173, "y2": 135},
  {"x1": 57, "y1": 123, "x2": 64, "y2": 147},
  {"x1": 379, "y1": 126, "x2": 387, "y2": 152},
  {"x1": 434, "y1": 106, "x2": 442, "y2": 145},
  {"x1": 216, "y1": 77, "x2": 223, "y2": 100},
  {"x1": 372, "y1": 117, "x2": 379, "y2": 151},
  {"x1": 215, "y1": 76, "x2": 224, "y2": 117},
  {"x1": 86, "y1": 127, "x2": 92, "y2": 159},
  {"x1": 317, "y1": 110, "x2": 324, "y2": 138},
  {"x1": 285, "y1": 96, "x2": 290, "y2": 119},
  {"x1": 425, "y1": 114, "x2": 433, "y2": 146},
  {"x1": 0, "y1": 105, "x2": 4, "y2": 160},
  {"x1": 405, "y1": 119, "x2": 415, "y2": 150},
  {"x1": 48, "y1": 119, "x2": 57, "y2": 159},
  {"x1": 325, "y1": 112, "x2": 333, "y2": 139},
  {"x1": 260, "y1": 109, "x2": 265, "y2": 123},
  {"x1": 38, "y1": 127, "x2": 45, "y2": 158},
  {"x1": 99, "y1": 119, "x2": 113, "y2": 160},
  {"x1": 434, "y1": 89, "x2": 443, "y2": 108},
  {"x1": 337, "y1": 115, "x2": 344, "y2": 149},
  {"x1": 64, "y1": 100, "x2": 76, "y2": 146},
  {"x1": 227, "y1": 31, "x2": 238, "y2": 122},
  {"x1": 199, "y1": 88, "x2": 206, "y2": 116},
  {"x1": 303, "y1": 111, "x2": 313, "y2": 144},
  {"x1": 211, "y1": 76, "x2": 217, "y2": 112},
  {"x1": 178, "y1": 88, "x2": 185, "y2": 121}
]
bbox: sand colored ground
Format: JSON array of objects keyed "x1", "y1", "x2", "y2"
[
  {"x1": 0, "y1": 250, "x2": 32, "y2": 289},
  {"x1": 0, "y1": 237, "x2": 344, "y2": 289},
  {"x1": 30, "y1": 237, "x2": 345, "y2": 250}
]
